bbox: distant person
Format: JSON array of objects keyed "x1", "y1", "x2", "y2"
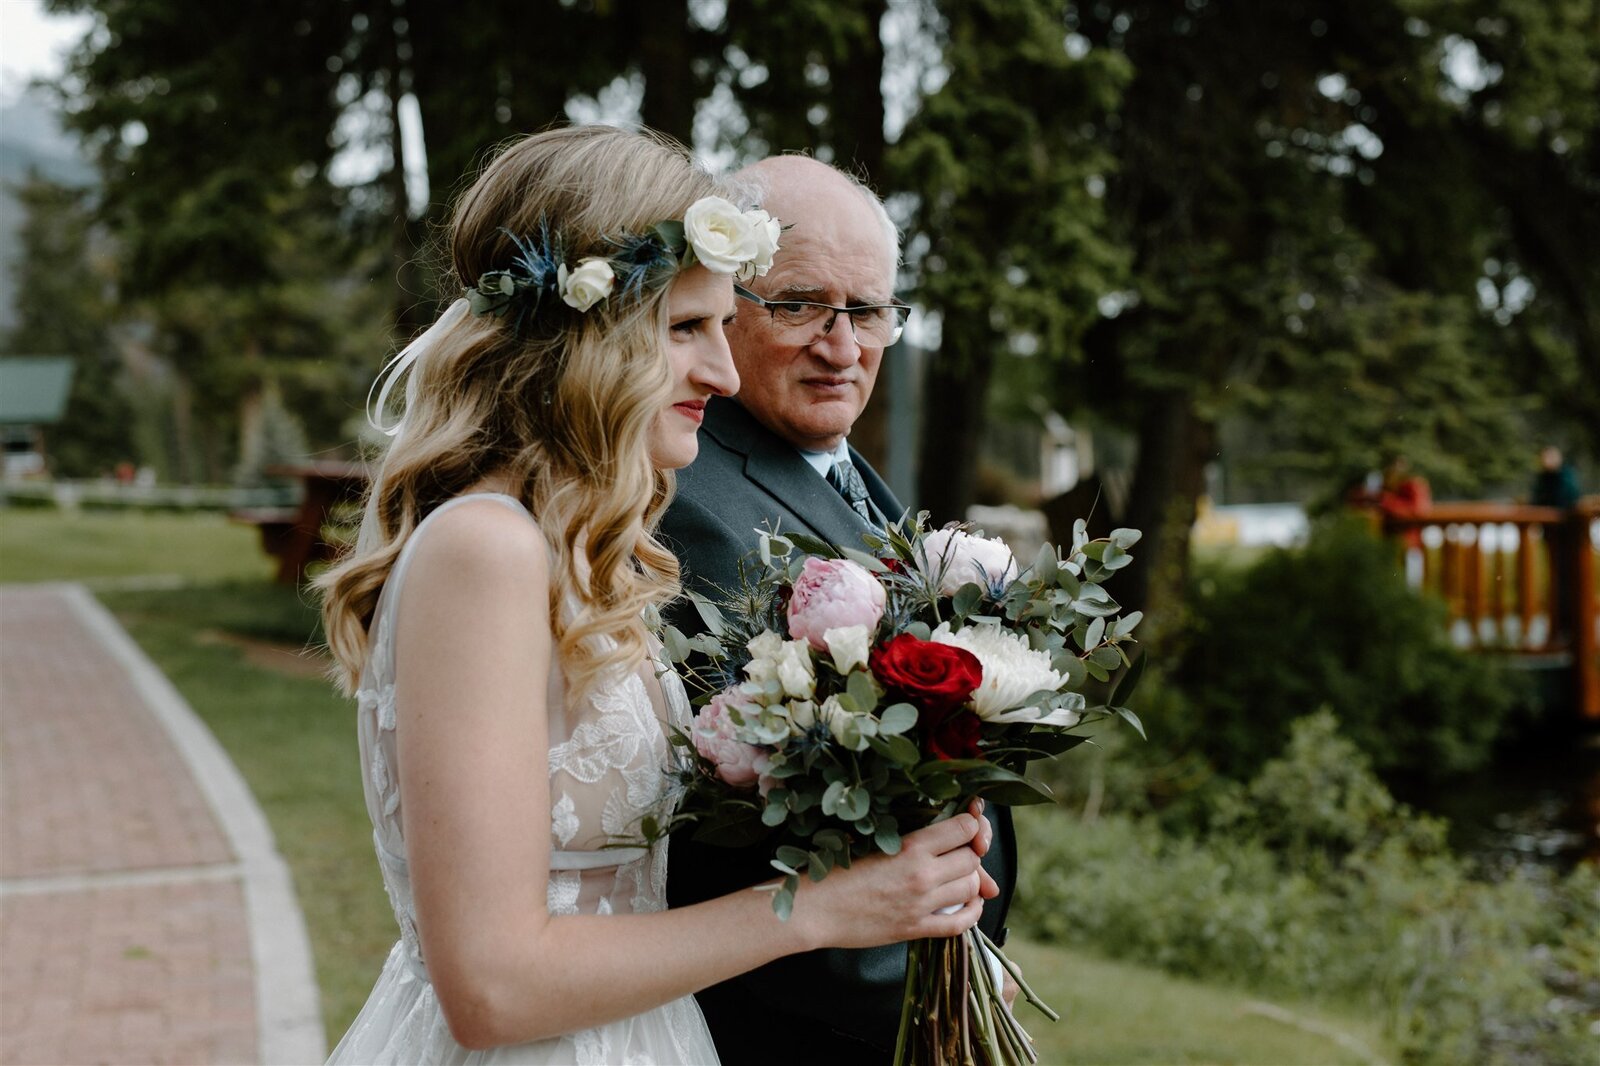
[
  {"x1": 1531, "y1": 445, "x2": 1581, "y2": 645},
  {"x1": 1531, "y1": 445, "x2": 1580, "y2": 511},
  {"x1": 1367, "y1": 455, "x2": 1432, "y2": 585}
]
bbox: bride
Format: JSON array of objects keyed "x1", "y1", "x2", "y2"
[{"x1": 316, "y1": 125, "x2": 996, "y2": 1065}]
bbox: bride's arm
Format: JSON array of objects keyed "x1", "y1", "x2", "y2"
[{"x1": 393, "y1": 503, "x2": 990, "y2": 1051}]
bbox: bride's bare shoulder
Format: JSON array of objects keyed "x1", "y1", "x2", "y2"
[{"x1": 404, "y1": 497, "x2": 550, "y2": 598}]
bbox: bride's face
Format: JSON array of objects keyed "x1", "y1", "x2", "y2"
[{"x1": 650, "y1": 265, "x2": 739, "y2": 469}]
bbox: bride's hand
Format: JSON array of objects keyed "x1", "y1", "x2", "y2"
[{"x1": 793, "y1": 812, "x2": 997, "y2": 950}]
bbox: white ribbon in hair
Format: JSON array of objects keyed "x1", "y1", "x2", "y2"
[{"x1": 365, "y1": 297, "x2": 471, "y2": 436}]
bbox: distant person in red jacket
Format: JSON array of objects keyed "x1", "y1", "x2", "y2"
[{"x1": 1376, "y1": 455, "x2": 1432, "y2": 555}]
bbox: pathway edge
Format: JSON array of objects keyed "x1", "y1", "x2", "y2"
[{"x1": 60, "y1": 582, "x2": 327, "y2": 1065}]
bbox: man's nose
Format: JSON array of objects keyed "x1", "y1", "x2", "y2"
[{"x1": 810, "y1": 315, "x2": 863, "y2": 368}]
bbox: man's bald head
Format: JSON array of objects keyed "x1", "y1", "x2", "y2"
[
  {"x1": 722, "y1": 156, "x2": 901, "y2": 452},
  {"x1": 736, "y1": 156, "x2": 900, "y2": 277}
]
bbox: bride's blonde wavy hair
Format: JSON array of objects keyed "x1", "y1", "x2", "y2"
[{"x1": 318, "y1": 125, "x2": 721, "y2": 700}]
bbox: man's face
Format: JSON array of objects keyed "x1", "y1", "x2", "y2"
[{"x1": 726, "y1": 186, "x2": 895, "y2": 453}]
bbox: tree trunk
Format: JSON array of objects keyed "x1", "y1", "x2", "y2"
[
  {"x1": 381, "y1": 0, "x2": 430, "y2": 338},
  {"x1": 830, "y1": 0, "x2": 889, "y2": 180},
  {"x1": 633, "y1": 0, "x2": 696, "y2": 145},
  {"x1": 1121, "y1": 390, "x2": 1215, "y2": 643},
  {"x1": 915, "y1": 330, "x2": 994, "y2": 525}
]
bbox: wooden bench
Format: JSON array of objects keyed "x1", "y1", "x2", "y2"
[{"x1": 231, "y1": 461, "x2": 368, "y2": 585}]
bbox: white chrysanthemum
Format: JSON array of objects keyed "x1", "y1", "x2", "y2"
[{"x1": 930, "y1": 623, "x2": 1073, "y2": 722}]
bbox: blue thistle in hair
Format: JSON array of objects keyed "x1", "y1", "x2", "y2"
[
  {"x1": 467, "y1": 224, "x2": 566, "y2": 331},
  {"x1": 606, "y1": 228, "x2": 682, "y2": 303}
]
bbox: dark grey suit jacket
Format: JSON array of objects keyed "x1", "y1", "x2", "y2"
[{"x1": 660, "y1": 397, "x2": 1016, "y2": 1064}]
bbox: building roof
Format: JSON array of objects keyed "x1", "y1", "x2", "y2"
[{"x1": 0, "y1": 357, "x2": 75, "y2": 425}]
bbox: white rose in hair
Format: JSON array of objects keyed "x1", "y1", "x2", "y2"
[
  {"x1": 930, "y1": 623, "x2": 1073, "y2": 722},
  {"x1": 558, "y1": 257, "x2": 616, "y2": 311},
  {"x1": 738, "y1": 209, "x2": 782, "y2": 281},
  {"x1": 684, "y1": 196, "x2": 758, "y2": 275},
  {"x1": 918, "y1": 527, "x2": 1019, "y2": 597}
]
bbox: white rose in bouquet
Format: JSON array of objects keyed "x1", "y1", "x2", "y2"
[{"x1": 823, "y1": 624, "x2": 871, "y2": 675}]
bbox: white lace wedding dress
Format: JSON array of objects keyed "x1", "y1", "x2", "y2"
[{"x1": 327, "y1": 493, "x2": 719, "y2": 1065}]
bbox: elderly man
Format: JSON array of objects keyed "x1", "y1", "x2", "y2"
[{"x1": 661, "y1": 155, "x2": 1017, "y2": 1063}]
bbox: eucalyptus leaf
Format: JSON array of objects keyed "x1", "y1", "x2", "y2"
[
  {"x1": 661, "y1": 626, "x2": 691, "y2": 663},
  {"x1": 873, "y1": 821, "x2": 902, "y2": 854},
  {"x1": 689, "y1": 593, "x2": 727, "y2": 637},
  {"x1": 1116, "y1": 705, "x2": 1148, "y2": 740},
  {"x1": 839, "y1": 547, "x2": 891, "y2": 572},
  {"x1": 1110, "y1": 527, "x2": 1143, "y2": 548},
  {"x1": 878, "y1": 703, "x2": 918, "y2": 735},
  {"x1": 772, "y1": 879, "x2": 796, "y2": 921},
  {"x1": 1110, "y1": 651, "x2": 1146, "y2": 706},
  {"x1": 952, "y1": 582, "x2": 984, "y2": 618},
  {"x1": 1111, "y1": 610, "x2": 1144, "y2": 638},
  {"x1": 847, "y1": 670, "x2": 880, "y2": 715},
  {"x1": 821, "y1": 779, "x2": 846, "y2": 816}
]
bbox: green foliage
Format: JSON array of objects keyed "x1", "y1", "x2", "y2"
[
  {"x1": 1171, "y1": 517, "x2": 1522, "y2": 779},
  {"x1": 1016, "y1": 711, "x2": 1599, "y2": 1065},
  {"x1": 2, "y1": 177, "x2": 136, "y2": 477}
]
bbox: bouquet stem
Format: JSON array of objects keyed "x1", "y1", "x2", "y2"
[{"x1": 892, "y1": 930, "x2": 1047, "y2": 1065}]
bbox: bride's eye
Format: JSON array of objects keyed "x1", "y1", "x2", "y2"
[{"x1": 670, "y1": 317, "x2": 703, "y2": 335}]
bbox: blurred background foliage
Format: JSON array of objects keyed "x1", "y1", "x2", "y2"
[
  {"x1": 4, "y1": 2, "x2": 1598, "y2": 1059},
  {"x1": 3, "y1": 0, "x2": 1591, "y2": 617}
]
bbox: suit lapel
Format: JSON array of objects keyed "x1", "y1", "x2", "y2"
[{"x1": 703, "y1": 399, "x2": 885, "y2": 550}]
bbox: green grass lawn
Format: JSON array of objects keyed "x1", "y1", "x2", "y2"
[
  {"x1": 1009, "y1": 940, "x2": 1388, "y2": 1065},
  {"x1": 0, "y1": 508, "x2": 271, "y2": 584},
  {"x1": 14, "y1": 507, "x2": 1393, "y2": 1061}
]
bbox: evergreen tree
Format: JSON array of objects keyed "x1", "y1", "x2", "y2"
[{"x1": 2, "y1": 176, "x2": 134, "y2": 478}]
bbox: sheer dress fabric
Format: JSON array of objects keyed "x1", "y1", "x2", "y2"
[{"x1": 327, "y1": 493, "x2": 718, "y2": 1065}]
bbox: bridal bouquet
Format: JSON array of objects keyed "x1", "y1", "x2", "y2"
[{"x1": 656, "y1": 514, "x2": 1144, "y2": 1066}]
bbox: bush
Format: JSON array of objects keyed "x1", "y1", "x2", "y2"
[
  {"x1": 1171, "y1": 517, "x2": 1523, "y2": 780},
  {"x1": 1015, "y1": 711, "x2": 1599, "y2": 1065}
]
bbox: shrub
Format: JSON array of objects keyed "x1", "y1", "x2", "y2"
[
  {"x1": 1015, "y1": 711, "x2": 1598, "y2": 1065},
  {"x1": 1171, "y1": 517, "x2": 1522, "y2": 780}
]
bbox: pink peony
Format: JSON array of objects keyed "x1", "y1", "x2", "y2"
[
  {"x1": 785, "y1": 557, "x2": 886, "y2": 651},
  {"x1": 692, "y1": 690, "x2": 766, "y2": 789}
]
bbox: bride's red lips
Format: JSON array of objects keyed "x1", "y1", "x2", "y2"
[{"x1": 672, "y1": 399, "x2": 707, "y2": 424}]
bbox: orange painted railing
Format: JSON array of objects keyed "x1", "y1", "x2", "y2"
[{"x1": 1379, "y1": 500, "x2": 1600, "y2": 719}]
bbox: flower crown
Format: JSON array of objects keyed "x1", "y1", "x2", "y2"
[
  {"x1": 366, "y1": 196, "x2": 781, "y2": 436},
  {"x1": 467, "y1": 196, "x2": 781, "y2": 323}
]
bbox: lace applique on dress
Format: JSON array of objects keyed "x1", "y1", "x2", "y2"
[{"x1": 552, "y1": 793, "x2": 580, "y2": 847}]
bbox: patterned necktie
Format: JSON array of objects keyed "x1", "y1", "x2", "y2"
[{"x1": 827, "y1": 457, "x2": 875, "y2": 526}]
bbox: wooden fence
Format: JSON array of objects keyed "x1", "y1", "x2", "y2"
[{"x1": 1380, "y1": 500, "x2": 1599, "y2": 719}]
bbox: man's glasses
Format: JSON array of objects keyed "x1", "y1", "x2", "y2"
[{"x1": 735, "y1": 285, "x2": 909, "y2": 347}]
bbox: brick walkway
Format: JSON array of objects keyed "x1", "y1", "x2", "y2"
[{"x1": 0, "y1": 585, "x2": 322, "y2": 1066}]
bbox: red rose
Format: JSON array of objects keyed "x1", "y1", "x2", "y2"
[
  {"x1": 926, "y1": 707, "x2": 983, "y2": 760},
  {"x1": 869, "y1": 633, "x2": 982, "y2": 712}
]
